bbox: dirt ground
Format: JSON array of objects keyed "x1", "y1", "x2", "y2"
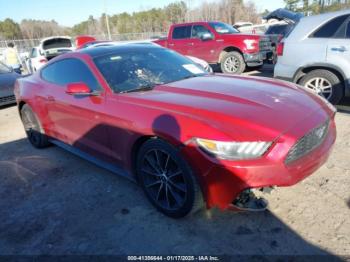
[{"x1": 0, "y1": 69, "x2": 349, "y2": 258}]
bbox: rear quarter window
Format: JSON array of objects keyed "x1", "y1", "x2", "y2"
[
  {"x1": 310, "y1": 14, "x2": 349, "y2": 38},
  {"x1": 172, "y1": 26, "x2": 192, "y2": 39}
]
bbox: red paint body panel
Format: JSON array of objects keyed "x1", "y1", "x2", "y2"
[
  {"x1": 75, "y1": 35, "x2": 97, "y2": 49},
  {"x1": 154, "y1": 22, "x2": 262, "y2": 63},
  {"x1": 15, "y1": 50, "x2": 337, "y2": 210}
]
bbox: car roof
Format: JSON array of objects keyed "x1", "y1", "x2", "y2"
[
  {"x1": 78, "y1": 42, "x2": 163, "y2": 58},
  {"x1": 287, "y1": 9, "x2": 350, "y2": 40}
]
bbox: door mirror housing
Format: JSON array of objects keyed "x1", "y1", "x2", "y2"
[
  {"x1": 200, "y1": 33, "x2": 214, "y2": 41},
  {"x1": 66, "y1": 82, "x2": 93, "y2": 95}
]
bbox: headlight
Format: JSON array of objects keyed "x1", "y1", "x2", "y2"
[{"x1": 195, "y1": 138, "x2": 272, "y2": 160}]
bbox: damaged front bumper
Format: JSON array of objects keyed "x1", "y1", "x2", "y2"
[{"x1": 181, "y1": 114, "x2": 336, "y2": 211}]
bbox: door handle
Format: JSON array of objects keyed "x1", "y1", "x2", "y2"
[
  {"x1": 331, "y1": 46, "x2": 347, "y2": 52},
  {"x1": 47, "y1": 95, "x2": 55, "y2": 101},
  {"x1": 168, "y1": 43, "x2": 174, "y2": 47},
  {"x1": 186, "y1": 43, "x2": 194, "y2": 46}
]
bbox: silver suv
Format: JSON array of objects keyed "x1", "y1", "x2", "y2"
[{"x1": 274, "y1": 9, "x2": 350, "y2": 104}]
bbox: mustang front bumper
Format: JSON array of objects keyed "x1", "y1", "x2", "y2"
[{"x1": 181, "y1": 111, "x2": 336, "y2": 210}]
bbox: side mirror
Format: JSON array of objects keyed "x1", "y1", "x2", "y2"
[
  {"x1": 200, "y1": 33, "x2": 213, "y2": 41},
  {"x1": 66, "y1": 82, "x2": 93, "y2": 96}
]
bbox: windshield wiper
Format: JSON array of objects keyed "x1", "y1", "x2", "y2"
[{"x1": 120, "y1": 84, "x2": 156, "y2": 94}]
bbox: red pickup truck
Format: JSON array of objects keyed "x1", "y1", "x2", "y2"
[{"x1": 154, "y1": 21, "x2": 272, "y2": 74}]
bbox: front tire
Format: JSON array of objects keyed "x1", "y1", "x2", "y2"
[
  {"x1": 21, "y1": 104, "x2": 50, "y2": 148},
  {"x1": 136, "y1": 139, "x2": 203, "y2": 218},
  {"x1": 299, "y1": 69, "x2": 344, "y2": 105},
  {"x1": 220, "y1": 51, "x2": 246, "y2": 75}
]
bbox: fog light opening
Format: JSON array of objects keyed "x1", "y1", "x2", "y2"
[{"x1": 231, "y1": 189, "x2": 269, "y2": 212}]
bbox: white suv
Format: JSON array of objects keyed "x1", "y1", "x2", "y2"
[
  {"x1": 274, "y1": 9, "x2": 350, "y2": 104},
  {"x1": 28, "y1": 36, "x2": 73, "y2": 73}
]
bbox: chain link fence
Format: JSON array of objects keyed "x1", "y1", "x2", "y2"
[{"x1": 0, "y1": 32, "x2": 167, "y2": 54}]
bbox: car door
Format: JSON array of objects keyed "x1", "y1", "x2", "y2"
[
  {"x1": 189, "y1": 24, "x2": 217, "y2": 62},
  {"x1": 325, "y1": 15, "x2": 350, "y2": 72},
  {"x1": 40, "y1": 58, "x2": 112, "y2": 161},
  {"x1": 167, "y1": 25, "x2": 193, "y2": 55}
]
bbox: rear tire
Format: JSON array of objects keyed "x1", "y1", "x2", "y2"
[
  {"x1": 136, "y1": 139, "x2": 204, "y2": 218},
  {"x1": 220, "y1": 51, "x2": 246, "y2": 75},
  {"x1": 299, "y1": 69, "x2": 344, "y2": 105},
  {"x1": 21, "y1": 104, "x2": 50, "y2": 148}
]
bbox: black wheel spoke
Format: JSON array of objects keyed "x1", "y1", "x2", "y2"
[
  {"x1": 167, "y1": 170, "x2": 182, "y2": 180},
  {"x1": 163, "y1": 154, "x2": 170, "y2": 173},
  {"x1": 145, "y1": 155, "x2": 162, "y2": 174},
  {"x1": 168, "y1": 180, "x2": 187, "y2": 193},
  {"x1": 141, "y1": 168, "x2": 162, "y2": 177},
  {"x1": 146, "y1": 180, "x2": 162, "y2": 188},
  {"x1": 156, "y1": 183, "x2": 164, "y2": 201},
  {"x1": 167, "y1": 185, "x2": 183, "y2": 207},
  {"x1": 165, "y1": 184, "x2": 171, "y2": 208},
  {"x1": 153, "y1": 150, "x2": 163, "y2": 173}
]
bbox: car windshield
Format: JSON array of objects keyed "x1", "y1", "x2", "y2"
[
  {"x1": 0, "y1": 62, "x2": 12, "y2": 74},
  {"x1": 209, "y1": 22, "x2": 239, "y2": 34},
  {"x1": 94, "y1": 47, "x2": 207, "y2": 93}
]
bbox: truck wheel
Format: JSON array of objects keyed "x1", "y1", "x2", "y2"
[
  {"x1": 21, "y1": 104, "x2": 50, "y2": 148},
  {"x1": 299, "y1": 69, "x2": 344, "y2": 105},
  {"x1": 136, "y1": 139, "x2": 204, "y2": 218},
  {"x1": 220, "y1": 51, "x2": 246, "y2": 74}
]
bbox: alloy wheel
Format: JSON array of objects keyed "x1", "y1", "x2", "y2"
[
  {"x1": 304, "y1": 77, "x2": 333, "y2": 100},
  {"x1": 140, "y1": 149, "x2": 187, "y2": 210},
  {"x1": 223, "y1": 56, "x2": 239, "y2": 73}
]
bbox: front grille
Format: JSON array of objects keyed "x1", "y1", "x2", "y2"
[
  {"x1": 285, "y1": 119, "x2": 330, "y2": 164},
  {"x1": 0, "y1": 95, "x2": 15, "y2": 104}
]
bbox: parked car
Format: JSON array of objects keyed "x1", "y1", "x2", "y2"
[
  {"x1": 76, "y1": 40, "x2": 111, "y2": 49},
  {"x1": 0, "y1": 61, "x2": 21, "y2": 106},
  {"x1": 15, "y1": 44, "x2": 336, "y2": 218},
  {"x1": 154, "y1": 21, "x2": 273, "y2": 74},
  {"x1": 77, "y1": 39, "x2": 214, "y2": 73},
  {"x1": 274, "y1": 9, "x2": 350, "y2": 104},
  {"x1": 75, "y1": 35, "x2": 97, "y2": 49},
  {"x1": 263, "y1": 9, "x2": 303, "y2": 64},
  {"x1": 28, "y1": 36, "x2": 73, "y2": 73}
]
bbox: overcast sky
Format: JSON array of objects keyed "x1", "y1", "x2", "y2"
[{"x1": 0, "y1": 0, "x2": 285, "y2": 27}]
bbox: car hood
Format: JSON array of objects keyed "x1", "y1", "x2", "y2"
[
  {"x1": 264, "y1": 8, "x2": 303, "y2": 24},
  {"x1": 130, "y1": 75, "x2": 328, "y2": 140}
]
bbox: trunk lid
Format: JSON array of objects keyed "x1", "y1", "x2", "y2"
[{"x1": 41, "y1": 37, "x2": 73, "y2": 60}]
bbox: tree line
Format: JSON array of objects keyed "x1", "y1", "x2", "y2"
[
  {"x1": 1, "y1": 0, "x2": 350, "y2": 40},
  {"x1": 283, "y1": 0, "x2": 350, "y2": 14}
]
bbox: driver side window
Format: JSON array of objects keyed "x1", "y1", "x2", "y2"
[
  {"x1": 41, "y1": 58, "x2": 101, "y2": 91},
  {"x1": 191, "y1": 25, "x2": 213, "y2": 39}
]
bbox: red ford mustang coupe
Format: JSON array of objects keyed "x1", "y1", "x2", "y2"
[{"x1": 15, "y1": 43, "x2": 336, "y2": 218}]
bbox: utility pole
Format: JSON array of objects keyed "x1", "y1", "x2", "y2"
[{"x1": 104, "y1": 0, "x2": 112, "y2": 40}]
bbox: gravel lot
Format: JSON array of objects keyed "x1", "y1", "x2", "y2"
[{"x1": 0, "y1": 68, "x2": 349, "y2": 258}]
